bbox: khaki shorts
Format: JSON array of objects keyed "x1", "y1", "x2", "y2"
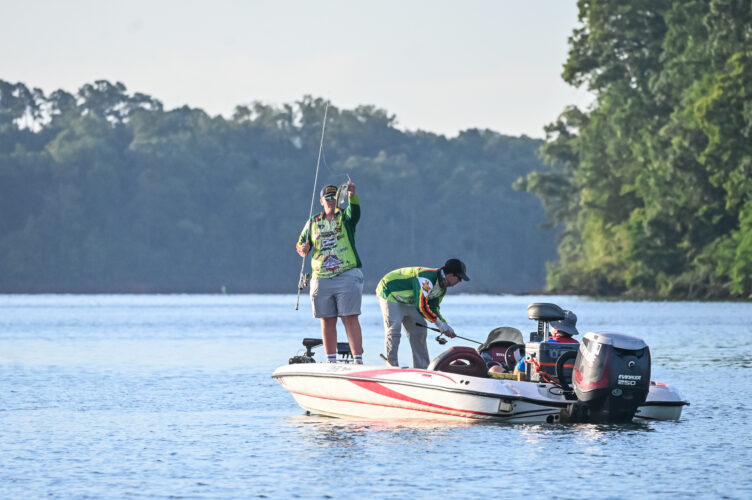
[{"x1": 310, "y1": 268, "x2": 363, "y2": 318}]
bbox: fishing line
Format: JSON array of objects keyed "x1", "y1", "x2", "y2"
[
  {"x1": 320, "y1": 143, "x2": 351, "y2": 210},
  {"x1": 320, "y1": 148, "x2": 351, "y2": 186},
  {"x1": 305, "y1": 102, "x2": 329, "y2": 230},
  {"x1": 295, "y1": 102, "x2": 329, "y2": 310}
]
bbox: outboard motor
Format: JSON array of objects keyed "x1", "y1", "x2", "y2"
[{"x1": 569, "y1": 332, "x2": 651, "y2": 423}]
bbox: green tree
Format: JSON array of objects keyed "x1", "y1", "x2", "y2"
[
  {"x1": 0, "y1": 79, "x2": 555, "y2": 293},
  {"x1": 520, "y1": 0, "x2": 752, "y2": 298}
]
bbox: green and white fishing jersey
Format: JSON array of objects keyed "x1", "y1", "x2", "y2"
[
  {"x1": 376, "y1": 267, "x2": 447, "y2": 323},
  {"x1": 297, "y1": 194, "x2": 361, "y2": 278}
]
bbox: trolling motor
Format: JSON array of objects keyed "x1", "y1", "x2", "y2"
[
  {"x1": 289, "y1": 338, "x2": 320, "y2": 364},
  {"x1": 288, "y1": 338, "x2": 354, "y2": 364}
]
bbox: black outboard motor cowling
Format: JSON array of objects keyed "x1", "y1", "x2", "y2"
[{"x1": 572, "y1": 332, "x2": 651, "y2": 423}]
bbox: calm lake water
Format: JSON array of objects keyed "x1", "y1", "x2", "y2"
[{"x1": 1, "y1": 294, "x2": 751, "y2": 499}]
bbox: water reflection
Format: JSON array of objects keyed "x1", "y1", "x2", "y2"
[
  {"x1": 286, "y1": 414, "x2": 468, "y2": 448},
  {"x1": 512, "y1": 421, "x2": 654, "y2": 445},
  {"x1": 283, "y1": 413, "x2": 661, "y2": 454}
]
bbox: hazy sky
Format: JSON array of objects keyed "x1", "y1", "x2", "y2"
[{"x1": 1, "y1": 0, "x2": 592, "y2": 138}]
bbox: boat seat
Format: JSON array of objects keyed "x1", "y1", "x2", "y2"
[
  {"x1": 527, "y1": 303, "x2": 565, "y2": 343},
  {"x1": 427, "y1": 346, "x2": 488, "y2": 378},
  {"x1": 527, "y1": 303, "x2": 565, "y2": 322}
]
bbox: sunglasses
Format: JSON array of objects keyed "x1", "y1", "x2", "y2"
[{"x1": 323, "y1": 195, "x2": 336, "y2": 200}]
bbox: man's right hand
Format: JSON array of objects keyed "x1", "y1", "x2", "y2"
[
  {"x1": 443, "y1": 325, "x2": 456, "y2": 338},
  {"x1": 296, "y1": 242, "x2": 311, "y2": 257}
]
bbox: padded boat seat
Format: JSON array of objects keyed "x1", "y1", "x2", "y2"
[
  {"x1": 527, "y1": 303, "x2": 565, "y2": 322},
  {"x1": 427, "y1": 346, "x2": 488, "y2": 378}
]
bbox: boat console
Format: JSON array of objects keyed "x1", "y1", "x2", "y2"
[
  {"x1": 524, "y1": 341, "x2": 579, "y2": 384},
  {"x1": 523, "y1": 303, "x2": 579, "y2": 384}
]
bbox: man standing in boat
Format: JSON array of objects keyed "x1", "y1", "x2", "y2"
[
  {"x1": 376, "y1": 259, "x2": 469, "y2": 368},
  {"x1": 296, "y1": 182, "x2": 364, "y2": 364}
]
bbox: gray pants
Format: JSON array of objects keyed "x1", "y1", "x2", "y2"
[{"x1": 379, "y1": 297, "x2": 430, "y2": 369}]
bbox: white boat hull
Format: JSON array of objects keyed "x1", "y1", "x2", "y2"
[
  {"x1": 272, "y1": 363, "x2": 688, "y2": 424},
  {"x1": 634, "y1": 382, "x2": 688, "y2": 421}
]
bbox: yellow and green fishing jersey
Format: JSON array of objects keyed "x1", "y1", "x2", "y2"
[
  {"x1": 297, "y1": 194, "x2": 361, "y2": 278},
  {"x1": 376, "y1": 267, "x2": 446, "y2": 323}
]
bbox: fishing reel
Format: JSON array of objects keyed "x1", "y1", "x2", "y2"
[
  {"x1": 435, "y1": 334, "x2": 448, "y2": 345},
  {"x1": 298, "y1": 272, "x2": 311, "y2": 291}
]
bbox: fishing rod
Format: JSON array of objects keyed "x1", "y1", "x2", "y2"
[
  {"x1": 415, "y1": 322, "x2": 482, "y2": 345},
  {"x1": 295, "y1": 103, "x2": 329, "y2": 310}
]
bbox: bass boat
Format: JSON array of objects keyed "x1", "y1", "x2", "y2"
[{"x1": 272, "y1": 303, "x2": 689, "y2": 424}]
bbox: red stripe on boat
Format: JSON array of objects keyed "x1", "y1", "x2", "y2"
[
  {"x1": 291, "y1": 389, "x2": 497, "y2": 418},
  {"x1": 348, "y1": 379, "x2": 481, "y2": 414}
]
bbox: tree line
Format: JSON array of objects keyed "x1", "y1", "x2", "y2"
[
  {"x1": 518, "y1": 0, "x2": 752, "y2": 299},
  {"x1": 0, "y1": 80, "x2": 555, "y2": 293}
]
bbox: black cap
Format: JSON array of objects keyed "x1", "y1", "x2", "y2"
[
  {"x1": 320, "y1": 185, "x2": 338, "y2": 199},
  {"x1": 443, "y1": 258, "x2": 469, "y2": 281}
]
